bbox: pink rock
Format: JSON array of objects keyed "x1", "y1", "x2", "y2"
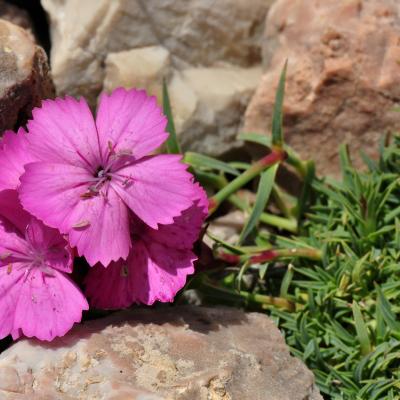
[
  {"x1": 244, "y1": 0, "x2": 400, "y2": 176},
  {"x1": 0, "y1": 306, "x2": 322, "y2": 400}
]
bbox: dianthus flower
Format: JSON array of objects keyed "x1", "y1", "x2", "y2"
[
  {"x1": 0, "y1": 131, "x2": 88, "y2": 341},
  {"x1": 84, "y1": 184, "x2": 208, "y2": 308},
  {"x1": 0, "y1": 128, "x2": 35, "y2": 191},
  {"x1": 0, "y1": 190, "x2": 88, "y2": 341},
  {"x1": 19, "y1": 88, "x2": 197, "y2": 266}
]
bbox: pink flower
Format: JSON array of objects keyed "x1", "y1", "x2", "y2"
[
  {"x1": 0, "y1": 190, "x2": 88, "y2": 341},
  {"x1": 19, "y1": 88, "x2": 197, "y2": 267},
  {"x1": 0, "y1": 128, "x2": 36, "y2": 192},
  {"x1": 84, "y1": 184, "x2": 208, "y2": 308}
]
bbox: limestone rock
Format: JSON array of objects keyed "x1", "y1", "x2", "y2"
[
  {"x1": 0, "y1": 306, "x2": 322, "y2": 400},
  {"x1": 0, "y1": 19, "x2": 54, "y2": 133},
  {"x1": 104, "y1": 46, "x2": 171, "y2": 102},
  {"x1": 41, "y1": 0, "x2": 271, "y2": 106},
  {"x1": 244, "y1": 0, "x2": 400, "y2": 176},
  {"x1": 171, "y1": 66, "x2": 262, "y2": 156}
]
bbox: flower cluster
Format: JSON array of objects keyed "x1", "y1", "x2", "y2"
[{"x1": 0, "y1": 88, "x2": 208, "y2": 341}]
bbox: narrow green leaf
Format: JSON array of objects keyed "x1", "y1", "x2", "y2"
[
  {"x1": 236, "y1": 260, "x2": 251, "y2": 291},
  {"x1": 239, "y1": 164, "x2": 278, "y2": 244},
  {"x1": 271, "y1": 60, "x2": 288, "y2": 148},
  {"x1": 296, "y1": 160, "x2": 315, "y2": 221},
  {"x1": 239, "y1": 133, "x2": 270, "y2": 147},
  {"x1": 258, "y1": 263, "x2": 269, "y2": 279},
  {"x1": 184, "y1": 152, "x2": 240, "y2": 176},
  {"x1": 352, "y1": 301, "x2": 372, "y2": 356},
  {"x1": 375, "y1": 284, "x2": 400, "y2": 331},
  {"x1": 280, "y1": 263, "x2": 294, "y2": 298},
  {"x1": 162, "y1": 79, "x2": 181, "y2": 154},
  {"x1": 206, "y1": 231, "x2": 245, "y2": 255}
]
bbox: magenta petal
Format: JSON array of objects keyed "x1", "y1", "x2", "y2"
[
  {"x1": 112, "y1": 155, "x2": 196, "y2": 228},
  {"x1": 20, "y1": 162, "x2": 131, "y2": 267},
  {"x1": 0, "y1": 265, "x2": 24, "y2": 340},
  {"x1": 146, "y1": 183, "x2": 208, "y2": 249},
  {"x1": 19, "y1": 161, "x2": 93, "y2": 233},
  {"x1": 96, "y1": 88, "x2": 168, "y2": 160},
  {"x1": 13, "y1": 269, "x2": 89, "y2": 341},
  {"x1": 68, "y1": 188, "x2": 130, "y2": 267},
  {"x1": 0, "y1": 214, "x2": 30, "y2": 260},
  {"x1": 0, "y1": 128, "x2": 36, "y2": 191},
  {"x1": 85, "y1": 239, "x2": 195, "y2": 309},
  {"x1": 0, "y1": 190, "x2": 32, "y2": 234},
  {"x1": 27, "y1": 96, "x2": 101, "y2": 169},
  {"x1": 26, "y1": 217, "x2": 73, "y2": 274}
]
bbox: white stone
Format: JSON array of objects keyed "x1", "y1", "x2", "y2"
[
  {"x1": 103, "y1": 45, "x2": 171, "y2": 102},
  {"x1": 41, "y1": 0, "x2": 272, "y2": 106},
  {"x1": 171, "y1": 66, "x2": 262, "y2": 155}
]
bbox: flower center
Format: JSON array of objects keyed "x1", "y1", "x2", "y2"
[{"x1": 81, "y1": 166, "x2": 112, "y2": 199}]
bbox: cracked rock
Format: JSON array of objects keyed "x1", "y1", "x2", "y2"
[
  {"x1": 41, "y1": 0, "x2": 272, "y2": 104},
  {"x1": 244, "y1": 0, "x2": 400, "y2": 176},
  {"x1": 42, "y1": 0, "x2": 273, "y2": 156},
  {"x1": 0, "y1": 19, "x2": 54, "y2": 134},
  {"x1": 0, "y1": 306, "x2": 322, "y2": 400}
]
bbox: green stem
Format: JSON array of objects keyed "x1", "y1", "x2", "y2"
[
  {"x1": 239, "y1": 290, "x2": 295, "y2": 311},
  {"x1": 201, "y1": 277, "x2": 294, "y2": 311},
  {"x1": 258, "y1": 213, "x2": 298, "y2": 233},
  {"x1": 229, "y1": 193, "x2": 297, "y2": 233},
  {"x1": 217, "y1": 246, "x2": 322, "y2": 264},
  {"x1": 208, "y1": 149, "x2": 286, "y2": 215}
]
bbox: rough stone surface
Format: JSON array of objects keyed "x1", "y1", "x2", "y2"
[
  {"x1": 0, "y1": 306, "x2": 322, "y2": 400},
  {"x1": 204, "y1": 210, "x2": 246, "y2": 247},
  {"x1": 103, "y1": 46, "x2": 171, "y2": 101},
  {"x1": 0, "y1": 19, "x2": 54, "y2": 133},
  {"x1": 42, "y1": 0, "x2": 271, "y2": 102},
  {"x1": 170, "y1": 66, "x2": 262, "y2": 156},
  {"x1": 244, "y1": 0, "x2": 400, "y2": 176},
  {"x1": 41, "y1": 0, "x2": 272, "y2": 156},
  {"x1": 0, "y1": 1, "x2": 33, "y2": 34}
]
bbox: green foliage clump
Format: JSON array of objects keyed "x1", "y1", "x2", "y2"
[
  {"x1": 271, "y1": 140, "x2": 400, "y2": 399},
  {"x1": 163, "y1": 70, "x2": 400, "y2": 399}
]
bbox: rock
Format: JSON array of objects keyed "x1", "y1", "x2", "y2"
[
  {"x1": 244, "y1": 0, "x2": 400, "y2": 176},
  {"x1": 204, "y1": 210, "x2": 246, "y2": 247},
  {"x1": 0, "y1": 19, "x2": 54, "y2": 133},
  {"x1": 103, "y1": 46, "x2": 171, "y2": 102},
  {"x1": 0, "y1": 306, "x2": 322, "y2": 400},
  {"x1": 42, "y1": 0, "x2": 272, "y2": 156},
  {"x1": 0, "y1": 1, "x2": 33, "y2": 34},
  {"x1": 41, "y1": 0, "x2": 271, "y2": 105},
  {"x1": 170, "y1": 66, "x2": 262, "y2": 156}
]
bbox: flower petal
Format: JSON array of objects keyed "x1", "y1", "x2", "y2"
[
  {"x1": 68, "y1": 188, "x2": 130, "y2": 267},
  {"x1": 146, "y1": 182, "x2": 208, "y2": 249},
  {"x1": 26, "y1": 217, "x2": 73, "y2": 274},
  {"x1": 85, "y1": 239, "x2": 195, "y2": 309},
  {"x1": 96, "y1": 88, "x2": 168, "y2": 161},
  {"x1": 13, "y1": 269, "x2": 88, "y2": 341},
  {"x1": 0, "y1": 128, "x2": 36, "y2": 191},
  {"x1": 20, "y1": 162, "x2": 131, "y2": 267},
  {"x1": 0, "y1": 214, "x2": 30, "y2": 263},
  {"x1": 112, "y1": 155, "x2": 196, "y2": 228},
  {"x1": 0, "y1": 265, "x2": 25, "y2": 340},
  {"x1": 0, "y1": 190, "x2": 31, "y2": 235},
  {"x1": 27, "y1": 96, "x2": 101, "y2": 170}
]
